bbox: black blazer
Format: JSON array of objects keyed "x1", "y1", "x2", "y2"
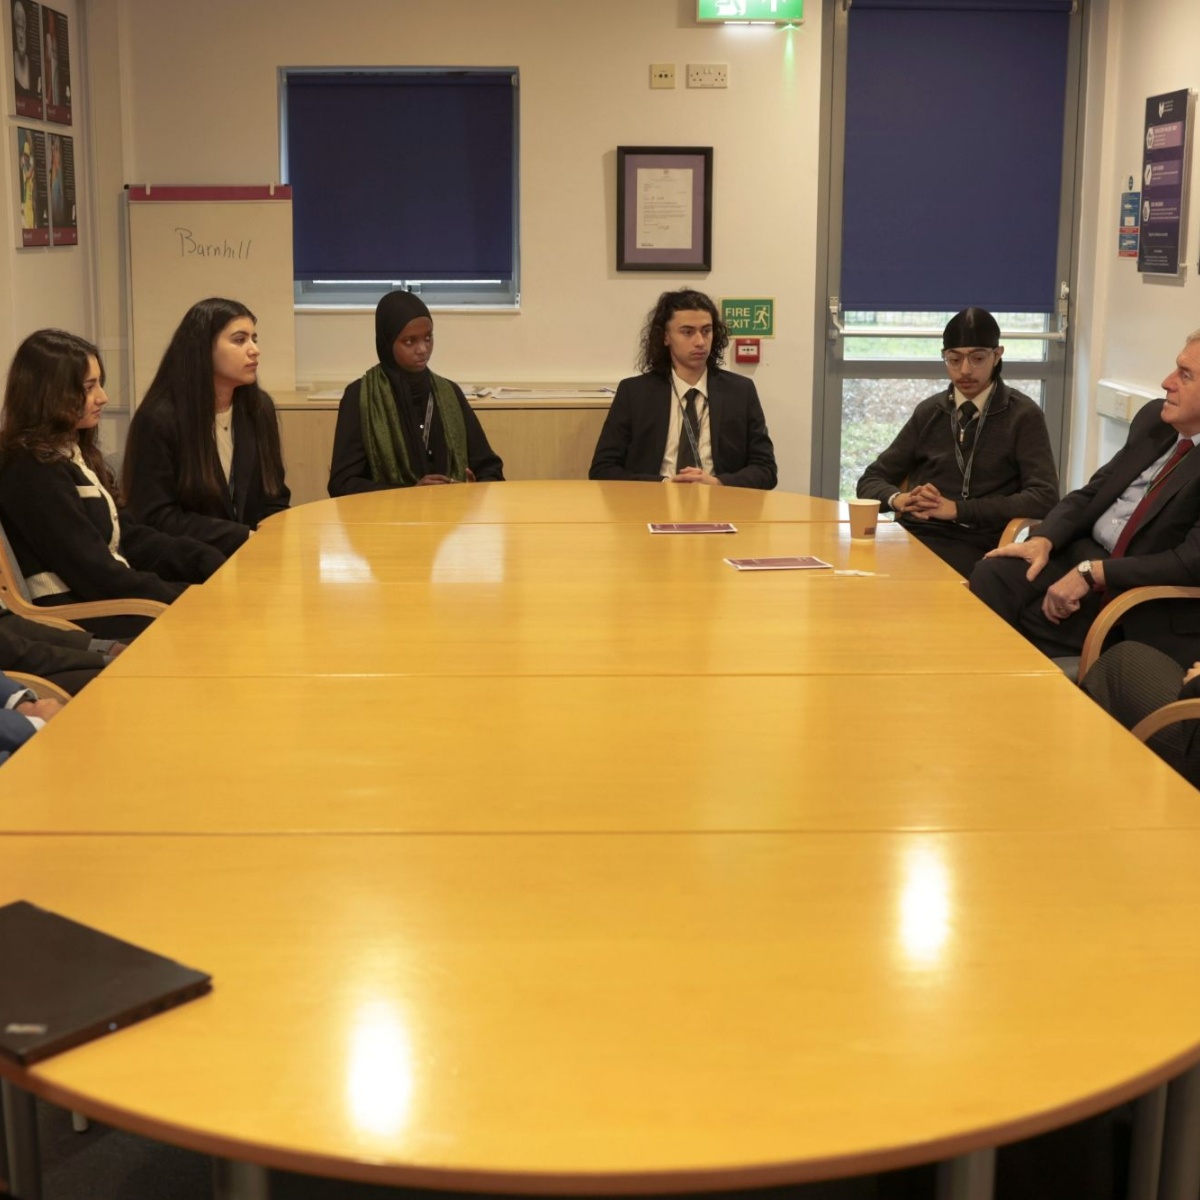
[
  {"x1": 1036, "y1": 400, "x2": 1200, "y2": 655},
  {"x1": 0, "y1": 611, "x2": 105, "y2": 683},
  {"x1": 124, "y1": 397, "x2": 290, "y2": 556},
  {"x1": 589, "y1": 369, "x2": 777, "y2": 490},
  {"x1": 328, "y1": 376, "x2": 504, "y2": 496},
  {"x1": 1039, "y1": 400, "x2": 1200, "y2": 592},
  {"x1": 0, "y1": 451, "x2": 223, "y2": 604}
]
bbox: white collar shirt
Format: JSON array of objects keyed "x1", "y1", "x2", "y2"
[
  {"x1": 1092, "y1": 430, "x2": 1200, "y2": 552},
  {"x1": 660, "y1": 369, "x2": 714, "y2": 479}
]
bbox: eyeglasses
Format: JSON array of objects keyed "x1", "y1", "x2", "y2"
[{"x1": 942, "y1": 349, "x2": 996, "y2": 369}]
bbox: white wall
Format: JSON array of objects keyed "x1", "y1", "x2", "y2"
[
  {"x1": 82, "y1": 0, "x2": 823, "y2": 491},
  {"x1": 1072, "y1": 0, "x2": 1200, "y2": 485},
  {"x1": 8, "y1": 0, "x2": 1199, "y2": 498}
]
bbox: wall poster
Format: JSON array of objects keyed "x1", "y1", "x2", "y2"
[
  {"x1": 40, "y1": 5, "x2": 69, "y2": 125},
  {"x1": 48, "y1": 131, "x2": 74, "y2": 244},
  {"x1": 9, "y1": 0, "x2": 41, "y2": 119},
  {"x1": 1138, "y1": 88, "x2": 1192, "y2": 276},
  {"x1": 14, "y1": 125, "x2": 47, "y2": 246}
]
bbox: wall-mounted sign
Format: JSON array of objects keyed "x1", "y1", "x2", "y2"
[
  {"x1": 697, "y1": 0, "x2": 803, "y2": 23},
  {"x1": 1138, "y1": 88, "x2": 1192, "y2": 276},
  {"x1": 722, "y1": 298, "x2": 774, "y2": 337},
  {"x1": 1119, "y1": 190, "x2": 1140, "y2": 258}
]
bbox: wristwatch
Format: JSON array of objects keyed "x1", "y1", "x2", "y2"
[
  {"x1": 887, "y1": 491, "x2": 902, "y2": 512},
  {"x1": 1076, "y1": 560, "x2": 1097, "y2": 591}
]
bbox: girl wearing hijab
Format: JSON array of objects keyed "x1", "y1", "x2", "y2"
[{"x1": 328, "y1": 290, "x2": 504, "y2": 495}]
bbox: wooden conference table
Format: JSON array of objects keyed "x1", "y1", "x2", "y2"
[{"x1": 4, "y1": 481, "x2": 1200, "y2": 1198}]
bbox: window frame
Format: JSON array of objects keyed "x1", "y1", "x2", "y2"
[{"x1": 279, "y1": 66, "x2": 521, "y2": 311}]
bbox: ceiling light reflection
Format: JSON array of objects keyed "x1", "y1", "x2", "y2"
[
  {"x1": 317, "y1": 526, "x2": 377, "y2": 583},
  {"x1": 345, "y1": 999, "x2": 415, "y2": 1138},
  {"x1": 430, "y1": 525, "x2": 505, "y2": 583},
  {"x1": 898, "y1": 843, "x2": 952, "y2": 967}
]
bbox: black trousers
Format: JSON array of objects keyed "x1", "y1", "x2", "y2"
[
  {"x1": 1081, "y1": 640, "x2": 1198, "y2": 783},
  {"x1": 901, "y1": 520, "x2": 997, "y2": 577},
  {"x1": 968, "y1": 537, "x2": 1109, "y2": 658}
]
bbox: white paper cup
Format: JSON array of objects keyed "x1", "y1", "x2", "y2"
[{"x1": 847, "y1": 498, "x2": 881, "y2": 539}]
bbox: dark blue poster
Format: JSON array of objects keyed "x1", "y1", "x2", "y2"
[{"x1": 1138, "y1": 88, "x2": 1191, "y2": 275}]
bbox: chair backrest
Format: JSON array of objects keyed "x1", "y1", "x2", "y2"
[
  {"x1": 0, "y1": 513, "x2": 165, "y2": 627},
  {"x1": 0, "y1": 516, "x2": 37, "y2": 616},
  {"x1": 998, "y1": 517, "x2": 1041, "y2": 548}
]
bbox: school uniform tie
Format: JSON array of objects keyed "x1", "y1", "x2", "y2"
[
  {"x1": 677, "y1": 388, "x2": 700, "y2": 472},
  {"x1": 957, "y1": 400, "x2": 979, "y2": 454},
  {"x1": 1111, "y1": 438, "x2": 1195, "y2": 558}
]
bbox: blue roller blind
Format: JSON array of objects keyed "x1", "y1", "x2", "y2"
[
  {"x1": 285, "y1": 71, "x2": 516, "y2": 283},
  {"x1": 841, "y1": 0, "x2": 1072, "y2": 312}
]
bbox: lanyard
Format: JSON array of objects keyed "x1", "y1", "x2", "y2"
[
  {"x1": 949, "y1": 387, "x2": 992, "y2": 501},
  {"x1": 670, "y1": 379, "x2": 703, "y2": 466},
  {"x1": 421, "y1": 394, "x2": 434, "y2": 454}
]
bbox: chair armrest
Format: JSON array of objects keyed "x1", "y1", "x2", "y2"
[
  {"x1": 0, "y1": 592, "x2": 168, "y2": 623},
  {"x1": 45, "y1": 597, "x2": 168, "y2": 620},
  {"x1": 998, "y1": 518, "x2": 1041, "y2": 547},
  {"x1": 1078, "y1": 585, "x2": 1200, "y2": 681},
  {"x1": 5, "y1": 670, "x2": 72, "y2": 704},
  {"x1": 1131, "y1": 698, "x2": 1200, "y2": 743}
]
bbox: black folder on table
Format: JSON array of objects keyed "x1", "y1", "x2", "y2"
[{"x1": 0, "y1": 900, "x2": 212, "y2": 1065}]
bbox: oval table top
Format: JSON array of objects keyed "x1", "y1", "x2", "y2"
[{"x1": 2, "y1": 481, "x2": 1199, "y2": 1194}]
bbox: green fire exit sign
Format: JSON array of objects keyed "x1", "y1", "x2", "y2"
[
  {"x1": 722, "y1": 298, "x2": 774, "y2": 337},
  {"x1": 697, "y1": 0, "x2": 803, "y2": 22}
]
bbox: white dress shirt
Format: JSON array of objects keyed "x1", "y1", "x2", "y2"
[{"x1": 660, "y1": 370, "x2": 714, "y2": 479}]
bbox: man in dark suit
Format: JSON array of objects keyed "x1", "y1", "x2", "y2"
[
  {"x1": 588, "y1": 288, "x2": 777, "y2": 489},
  {"x1": 971, "y1": 330, "x2": 1200, "y2": 661}
]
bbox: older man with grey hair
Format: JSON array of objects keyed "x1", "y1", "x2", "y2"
[{"x1": 971, "y1": 329, "x2": 1200, "y2": 664}]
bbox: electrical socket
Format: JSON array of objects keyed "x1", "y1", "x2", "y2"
[
  {"x1": 687, "y1": 63, "x2": 728, "y2": 89},
  {"x1": 1097, "y1": 389, "x2": 1137, "y2": 422},
  {"x1": 650, "y1": 63, "x2": 676, "y2": 89}
]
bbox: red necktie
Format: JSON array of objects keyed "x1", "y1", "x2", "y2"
[{"x1": 1111, "y1": 438, "x2": 1194, "y2": 558}]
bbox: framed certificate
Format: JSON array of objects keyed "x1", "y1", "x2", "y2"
[{"x1": 616, "y1": 146, "x2": 712, "y2": 271}]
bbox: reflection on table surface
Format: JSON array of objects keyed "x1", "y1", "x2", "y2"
[
  {"x1": 269, "y1": 480, "x2": 846, "y2": 526},
  {"x1": 9, "y1": 830, "x2": 1200, "y2": 1190},
  {"x1": 2, "y1": 484, "x2": 1198, "y2": 1193}
]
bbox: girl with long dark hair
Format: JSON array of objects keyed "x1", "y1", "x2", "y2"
[
  {"x1": 123, "y1": 297, "x2": 289, "y2": 554},
  {"x1": 0, "y1": 329, "x2": 224, "y2": 635}
]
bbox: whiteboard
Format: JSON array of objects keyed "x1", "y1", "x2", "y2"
[{"x1": 126, "y1": 185, "x2": 297, "y2": 406}]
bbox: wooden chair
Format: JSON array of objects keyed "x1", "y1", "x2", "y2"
[
  {"x1": 993, "y1": 520, "x2": 1200, "y2": 682},
  {"x1": 0, "y1": 516, "x2": 167, "y2": 627},
  {"x1": 5, "y1": 671, "x2": 71, "y2": 703},
  {"x1": 998, "y1": 516, "x2": 1040, "y2": 546},
  {"x1": 1078, "y1": 584, "x2": 1200, "y2": 680},
  {"x1": 1131, "y1": 696, "x2": 1200, "y2": 745}
]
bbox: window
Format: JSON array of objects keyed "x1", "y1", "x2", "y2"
[
  {"x1": 839, "y1": 0, "x2": 1073, "y2": 313},
  {"x1": 813, "y1": 0, "x2": 1082, "y2": 499},
  {"x1": 281, "y1": 68, "x2": 519, "y2": 309}
]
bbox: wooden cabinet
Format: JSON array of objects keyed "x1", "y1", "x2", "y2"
[{"x1": 274, "y1": 393, "x2": 611, "y2": 506}]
